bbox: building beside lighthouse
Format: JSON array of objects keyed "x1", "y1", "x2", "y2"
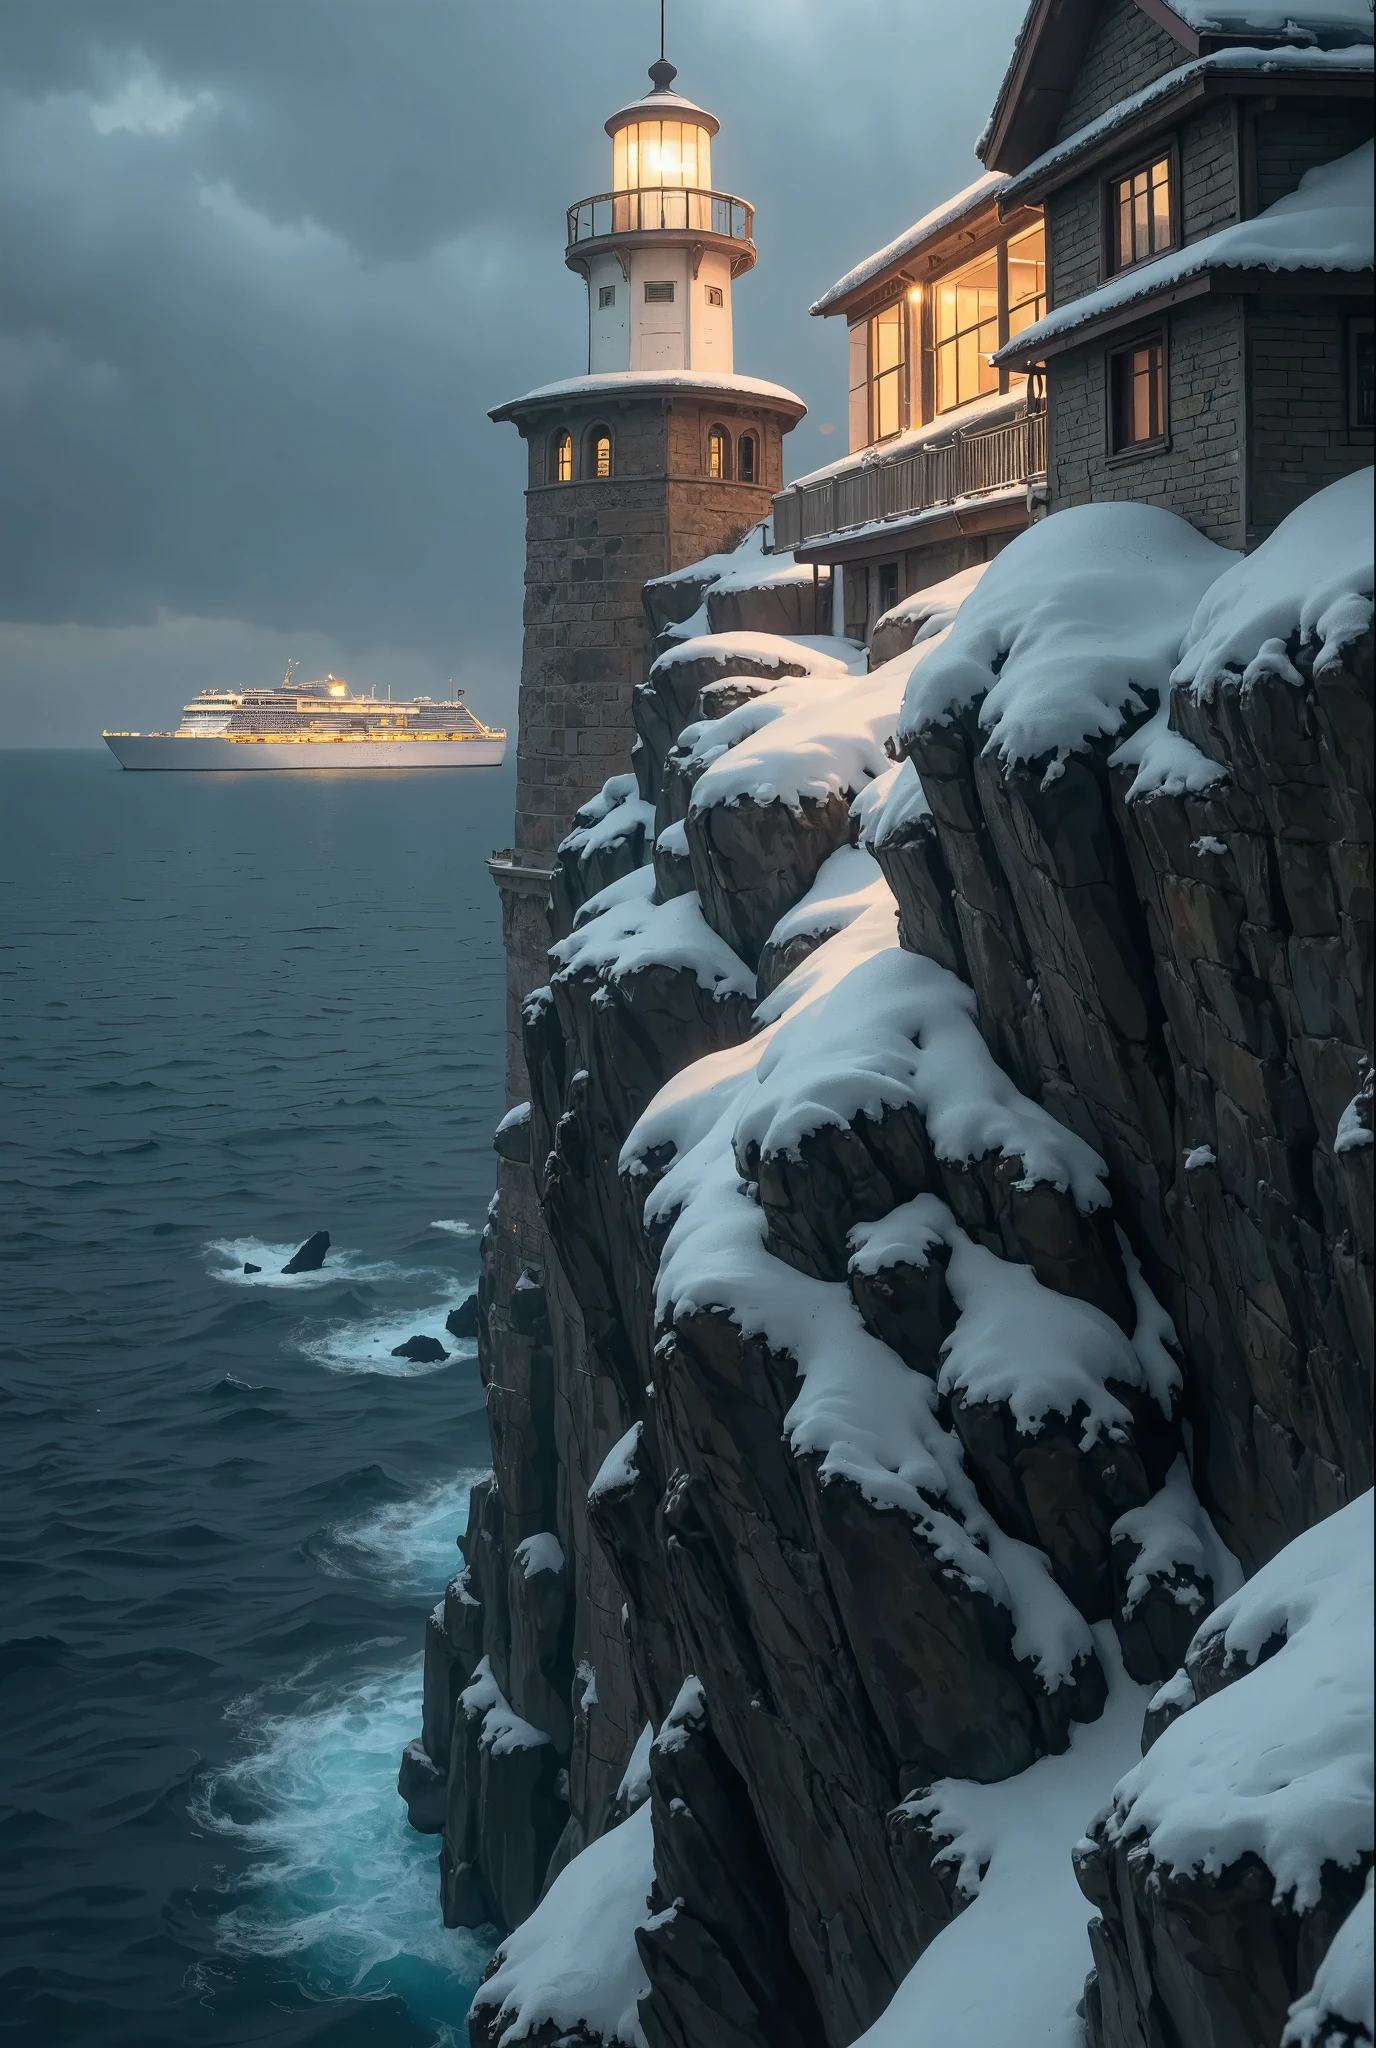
[{"x1": 487, "y1": 53, "x2": 805, "y2": 1120}]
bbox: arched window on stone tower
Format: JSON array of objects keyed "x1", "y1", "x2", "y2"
[
  {"x1": 551, "y1": 430, "x2": 573, "y2": 483},
  {"x1": 737, "y1": 432, "x2": 757, "y2": 485},
  {"x1": 587, "y1": 426, "x2": 613, "y2": 479},
  {"x1": 707, "y1": 425, "x2": 731, "y2": 480}
]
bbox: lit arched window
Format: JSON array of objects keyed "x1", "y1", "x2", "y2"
[
  {"x1": 707, "y1": 425, "x2": 731, "y2": 480},
  {"x1": 737, "y1": 433, "x2": 758, "y2": 485},
  {"x1": 589, "y1": 427, "x2": 613, "y2": 479},
  {"x1": 551, "y1": 430, "x2": 573, "y2": 484}
]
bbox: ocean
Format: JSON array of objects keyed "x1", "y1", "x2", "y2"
[{"x1": 0, "y1": 751, "x2": 511, "y2": 2047}]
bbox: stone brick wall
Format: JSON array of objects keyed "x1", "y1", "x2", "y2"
[
  {"x1": 1048, "y1": 172, "x2": 1103, "y2": 308},
  {"x1": 1055, "y1": 0, "x2": 1181, "y2": 140},
  {"x1": 1048, "y1": 298, "x2": 1246, "y2": 546},
  {"x1": 1253, "y1": 100, "x2": 1373, "y2": 210},
  {"x1": 507, "y1": 393, "x2": 782, "y2": 864},
  {"x1": 1247, "y1": 298, "x2": 1375, "y2": 542},
  {"x1": 1182, "y1": 102, "x2": 1239, "y2": 239}
]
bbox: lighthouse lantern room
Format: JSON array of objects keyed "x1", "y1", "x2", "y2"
[{"x1": 566, "y1": 56, "x2": 756, "y2": 377}]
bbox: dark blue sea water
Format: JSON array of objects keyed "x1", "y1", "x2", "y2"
[{"x1": 0, "y1": 751, "x2": 511, "y2": 2047}]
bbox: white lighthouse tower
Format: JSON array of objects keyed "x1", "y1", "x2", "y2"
[{"x1": 567, "y1": 55, "x2": 755, "y2": 378}]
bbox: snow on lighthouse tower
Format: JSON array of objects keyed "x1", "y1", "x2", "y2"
[
  {"x1": 487, "y1": 39, "x2": 805, "y2": 1125},
  {"x1": 576, "y1": 56, "x2": 747, "y2": 378}
]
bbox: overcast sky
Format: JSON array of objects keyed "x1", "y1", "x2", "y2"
[{"x1": 0, "y1": 0, "x2": 1026, "y2": 746}]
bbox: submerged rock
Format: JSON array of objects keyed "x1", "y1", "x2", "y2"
[
  {"x1": 281, "y1": 1230, "x2": 329, "y2": 1274},
  {"x1": 392, "y1": 1334, "x2": 448, "y2": 1363},
  {"x1": 242, "y1": 1262, "x2": 261, "y2": 1274}
]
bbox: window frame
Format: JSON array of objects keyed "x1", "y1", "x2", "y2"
[
  {"x1": 644, "y1": 279, "x2": 677, "y2": 305},
  {"x1": 706, "y1": 424, "x2": 733, "y2": 480},
  {"x1": 1103, "y1": 143, "x2": 1180, "y2": 279},
  {"x1": 550, "y1": 429, "x2": 574, "y2": 485},
  {"x1": 598, "y1": 283, "x2": 616, "y2": 309},
  {"x1": 1106, "y1": 328, "x2": 1170, "y2": 460},
  {"x1": 585, "y1": 424, "x2": 614, "y2": 480},
  {"x1": 737, "y1": 431, "x2": 758, "y2": 485}
]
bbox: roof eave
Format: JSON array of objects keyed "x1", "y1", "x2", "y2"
[{"x1": 997, "y1": 260, "x2": 1376, "y2": 366}]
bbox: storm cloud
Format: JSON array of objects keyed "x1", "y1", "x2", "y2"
[{"x1": 0, "y1": 0, "x2": 1025, "y2": 743}]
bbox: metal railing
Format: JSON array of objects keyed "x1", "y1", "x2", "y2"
[
  {"x1": 772, "y1": 407, "x2": 1046, "y2": 553},
  {"x1": 567, "y1": 186, "x2": 753, "y2": 247}
]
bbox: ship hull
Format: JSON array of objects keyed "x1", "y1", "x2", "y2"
[{"x1": 103, "y1": 733, "x2": 506, "y2": 772}]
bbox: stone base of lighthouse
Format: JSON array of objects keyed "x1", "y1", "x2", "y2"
[{"x1": 435, "y1": 373, "x2": 804, "y2": 1917}]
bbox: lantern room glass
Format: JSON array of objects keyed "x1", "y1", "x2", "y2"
[{"x1": 613, "y1": 120, "x2": 712, "y2": 192}]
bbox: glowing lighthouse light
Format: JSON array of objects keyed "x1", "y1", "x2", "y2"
[{"x1": 566, "y1": 47, "x2": 755, "y2": 378}]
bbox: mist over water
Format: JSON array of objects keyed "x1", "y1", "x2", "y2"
[{"x1": 0, "y1": 753, "x2": 511, "y2": 2046}]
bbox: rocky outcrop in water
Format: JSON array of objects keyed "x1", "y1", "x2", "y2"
[{"x1": 404, "y1": 491, "x2": 1374, "y2": 2048}]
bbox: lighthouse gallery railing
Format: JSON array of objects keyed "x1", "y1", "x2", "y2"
[{"x1": 567, "y1": 187, "x2": 754, "y2": 246}]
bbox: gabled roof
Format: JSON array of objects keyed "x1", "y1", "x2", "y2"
[
  {"x1": 980, "y1": 0, "x2": 1373, "y2": 173},
  {"x1": 810, "y1": 173, "x2": 1008, "y2": 318}
]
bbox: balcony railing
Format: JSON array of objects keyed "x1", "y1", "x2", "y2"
[
  {"x1": 567, "y1": 186, "x2": 754, "y2": 248},
  {"x1": 772, "y1": 407, "x2": 1046, "y2": 553}
]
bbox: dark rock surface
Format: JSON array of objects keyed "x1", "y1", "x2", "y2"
[
  {"x1": 280, "y1": 1229, "x2": 329, "y2": 1273},
  {"x1": 242, "y1": 1262, "x2": 261, "y2": 1273},
  {"x1": 446, "y1": 1294, "x2": 480, "y2": 1340},
  {"x1": 396, "y1": 525, "x2": 1371, "y2": 2048},
  {"x1": 391, "y1": 1334, "x2": 448, "y2": 1362}
]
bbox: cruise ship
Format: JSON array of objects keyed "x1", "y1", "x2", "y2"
[{"x1": 103, "y1": 666, "x2": 507, "y2": 771}]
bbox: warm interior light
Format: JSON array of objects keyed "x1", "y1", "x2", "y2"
[
  {"x1": 327, "y1": 679, "x2": 348, "y2": 696},
  {"x1": 908, "y1": 284, "x2": 923, "y2": 303}
]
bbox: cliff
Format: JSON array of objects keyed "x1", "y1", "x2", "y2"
[{"x1": 403, "y1": 472, "x2": 1374, "y2": 2048}]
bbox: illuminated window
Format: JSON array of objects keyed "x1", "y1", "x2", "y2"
[
  {"x1": 613, "y1": 120, "x2": 711, "y2": 193},
  {"x1": 935, "y1": 249, "x2": 1000, "y2": 414},
  {"x1": 1006, "y1": 224, "x2": 1047, "y2": 341},
  {"x1": 847, "y1": 302, "x2": 907, "y2": 450},
  {"x1": 707, "y1": 426, "x2": 731, "y2": 479},
  {"x1": 590, "y1": 429, "x2": 613, "y2": 479},
  {"x1": 645, "y1": 280, "x2": 675, "y2": 304},
  {"x1": 552, "y1": 430, "x2": 573, "y2": 483},
  {"x1": 737, "y1": 433, "x2": 757, "y2": 484},
  {"x1": 1112, "y1": 157, "x2": 1174, "y2": 272},
  {"x1": 599, "y1": 284, "x2": 616, "y2": 308},
  {"x1": 1110, "y1": 337, "x2": 1167, "y2": 450}
]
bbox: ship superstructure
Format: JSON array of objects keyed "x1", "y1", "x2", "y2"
[{"x1": 104, "y1": 669, "x2": 506, "y2": 771}]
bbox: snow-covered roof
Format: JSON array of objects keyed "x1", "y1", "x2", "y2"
[
  {"x1": 490, "y1": 369, "x2": 806, "y2": 422},
  {"x1": 1168, "y1": 0, "x2": 1374, "y2": 34},
  {"x1": 810, "y1": 173, "x2": 1008, "y2": 318},
  {"x1": 604, "y1": 85, "x2": 718, "y2": 134},
  {"x1": 998, "y1": 140, "x2": 1373, "y2": 366},
  {"x1": 999, "y1": 41, "x2": 1373, "y2": 205}
]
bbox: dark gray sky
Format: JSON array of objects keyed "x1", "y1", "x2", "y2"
[{"x1": 0, "y1": 0, "x2": 1026, "y2": 745}]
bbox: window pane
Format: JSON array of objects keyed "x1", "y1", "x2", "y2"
[
  {"x1": 873, "y1": 305, "x2": 903, "y2": 373},
  {"x1": 875, "y1": 369, "x2": 900, "y2": 439},
  {"x1": 937, "y1": 281, "x2": 959, "y2": 345},
  {"x1": 613, "y1": 129, "x2": 627, "y2": 192},
  {"x1": 958, "y1": 328, "x2": 979, "y2": 404},
  {"x1": 937, "y1": 339, "x2": 958, "y2": 414},
  {"x1": 595, "y1": 435, "x2": 612, "y2": 478},
  {"x1": 738, "y1": 435, "x2": 756, "y2": 483},
  {"x1": 978, "y1": 318, "x2": 1000, "y2": 394},
  {"x1": 1151, "y1": 159, "x2": 1171, "y2": 251}
]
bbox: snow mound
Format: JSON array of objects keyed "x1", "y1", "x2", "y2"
[
  {"x1": 685, "y1": 646, "x2": 924, "y2": 815},
  {"x1": 1173, "y1": 467, "x2": 1374, "y2": 699},
  {"x1": 650, "y1": 627, "x2": 851, "y2": 677},
  {"x1": 871, "y1": 562, "x2": 992, "y2": 651},
  {"x1": 764, "y1": 843, "x2": 892, "y2": 954},
  {"x1": 859, "y1": 1628, "x2": 1152, "y2": 2048},
  {"x1": 1110, "y1": 1455, "x2": 1243, "y2": 1618},
  {"x1": 469, "y1": 1799, "x2": 654, "y2": 2047},
  {"x1": 1102, "y1": 1492, "x2": 1374, "y2": 1911},
  {"x1": 897, "y1": 502, "x2": 1234, "y2": 777},
  {"x1": 560, "y1": 773, "x2": 655, "y2": 864},
  {"x1": 460, "y1": 1658, "x2": 550, "y2": 1758},
  {"x1": 1284, "y1": 1872, "x2": 1374, "y2": 2047},
  {"x1": 737, "y1": 901, "x2": 1110, "y2": 1209},
  {"x1": 551, "y1": 865, "x2": 755, "y2": 1001}
]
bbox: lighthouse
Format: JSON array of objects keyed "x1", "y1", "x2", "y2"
[
  {"x1": 574, "y1": 56, "x2": 748, "y2": 380},
  {"x1": 487, "y1": 46, "x2": 805, "y2": 1123}
]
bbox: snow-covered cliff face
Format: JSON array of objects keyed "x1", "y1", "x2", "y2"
[{"x1": 406, "y1": 481, "x2": 1373, "y2": 2048}]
